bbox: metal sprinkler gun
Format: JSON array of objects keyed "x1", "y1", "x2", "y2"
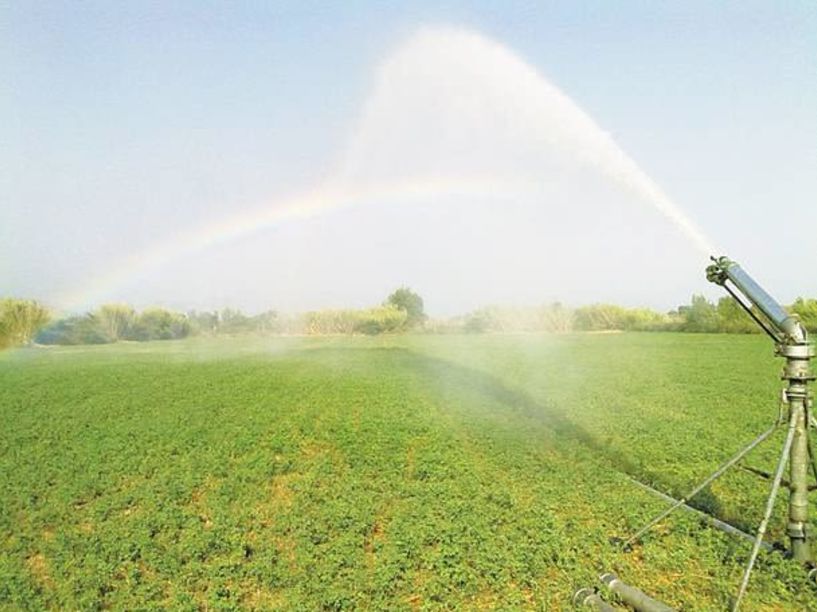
[
  {"x1": 706, "y1": 256, "x2": 814, "y2": 567},
  {"x1": 577, "y1": 257, "x2": 817, "y2": 612}
]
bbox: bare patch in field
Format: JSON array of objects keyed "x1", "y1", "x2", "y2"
[{"x1": 27, "y1": 553, "x2": 53, "y2": 589}]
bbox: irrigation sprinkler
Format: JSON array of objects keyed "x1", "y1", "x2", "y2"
[{"x1": 609, "y1": 256, "x2": 816, "y2": 611}]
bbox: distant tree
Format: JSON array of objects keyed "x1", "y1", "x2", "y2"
[
  {"x1": 386, "y1": 287, "x2": 426, "y2": 329},
  {"x1": 302, "y1": 309, "x2": 359, "y2": 335},
  {"x1": 36, "y1": 314, "x2": 110, "y2": 345},
  {"x1": 219, "y1": 308, "x2": 253, "y2": 334},
  {"x1": 126, "y1": 308, "x2": 190, "y2": 341},
  {"x1": 301, "y1": 306, "x2": 407, "y2": 335},
  {"x1": 573, "y1": 304, "x2": 626, "y2": 331},
  {"x1": 716, "y1": 297, "x2": 757, "y2": 334},
  {"x1": 790, "y1": 298, "x2": 817, "y2": 333},
  {"x1": 0, "y1": 298, "x2": 50, "y2": 348},
  {"x1": 187, "y1": 310, "x2": 220, "y2": 335},
  {"x1": 95, "y1": 304, "x2": 136, "y2": 341},
  {"x1": 538, "y1": 302, "x2": 574, "y2": 333},
  {"x1": 251, "y1": 310, "x2": 280, "y2": 334},
  {"x1": 677, "y1": 294, "x2": 719, "y2": 332},
  {"x1": 463, "y1": 308, "x2": 495, "y2": 333}
]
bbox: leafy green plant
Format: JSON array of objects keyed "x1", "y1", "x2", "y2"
[{"x1": 1, "y1": 334, "x2": 814, "y2": 609}]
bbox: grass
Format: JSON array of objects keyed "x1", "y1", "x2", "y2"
[{"x1": 1, "y1": 333, "x2": 816, "y2": 610}]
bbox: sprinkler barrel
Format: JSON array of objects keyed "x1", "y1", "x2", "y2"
[{"x1": 706, "y1": 256, "x2": 806, "y2": 344}]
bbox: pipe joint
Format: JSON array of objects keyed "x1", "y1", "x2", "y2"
[
  {"x1": 787, "y1": 521, "x2": 807, "y2": 540},
  {"x1": 573, "y1": 587, "x2": 617, "y2": 611}
]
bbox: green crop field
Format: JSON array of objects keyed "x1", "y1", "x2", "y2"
[{"x1": 2, "y1": 333, "x2": 816, "y2": 610}]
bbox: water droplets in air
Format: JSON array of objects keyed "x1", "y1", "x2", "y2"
[
  {"x1": 338, "y1": 26, "x2": 716, "y2": 256},
  {"x1": 64, "y1": 25, "x2": 717, "y2": 312}
]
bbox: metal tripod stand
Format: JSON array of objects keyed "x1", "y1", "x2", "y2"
[{"x1": 623, "y1": 257, "x2": 817, "y2": 611}]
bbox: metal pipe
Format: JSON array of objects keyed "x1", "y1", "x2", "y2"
[
  {"x1": 599, "y1": 573, "x2": 675, "y2": 612},
  {"x1": 788, "y1": 399, "x2": 811, "y2": 562},
  {"x1": 624, "y1": 425, "x2": 776, "y2": 549},
  {"x1": 733, "y1": 407, "x2": 799, "y2": 611},
  {"x1": 624, "y1": 476, "x2": 773, "y2": 551},
  {"x1": 781, "y1": 345, "x2": 815, "y2": 563},
  {"x1": 807, "y1": 419, "x2": 817, "y2": 486},
  {"x1": 573, "y1": 587, "x2": 619, "y2": 611}
]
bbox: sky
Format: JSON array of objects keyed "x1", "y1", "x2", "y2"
[{"x1": 2, "y1": 1, "x2": 816, "y2": 316}]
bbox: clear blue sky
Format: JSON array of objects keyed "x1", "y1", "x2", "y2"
[{"x1": 3, "y1": 1, "x2": 816, "y2": 314}]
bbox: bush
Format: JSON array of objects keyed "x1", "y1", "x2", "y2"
[
  {"x1": 676, "y1": 295, "x2": 719, "y2": 333},
  {"x1": 716, "y1": 297, "x2": 757, "y2": 334},
  {"x1": 187, "y1": 310, "x2": 220, "y2": 335},
  {"x1": 354, "y1": 305, "x2": 407, "y2": 335},
  {"x1": 463, "y1": 309, "x2": 496, "y2": 333},
  {"x1": 790, "y1": 298, "x2": 817, "y2": 333},
  {"x1": 0, "y1": 298, "x2": 50, "y2": 348},
  {"x1": 302, "y1": 306, "x2": 407, "y2": 335},
  {"x1": 126, "y1": 309, "x2": 190, "y2": 341},
  {"x1": 302, "y1": 309, "x2": 360, "y2": 335},
  {"x1": 95, "y1": 304, "x2": 136, "y2": 341},
  {"x1": 36, "y1": 315, "x2": 110, "y2": 345},
  {"x1": 573, "y1": 304, "x2": 668, "y2": 332}
]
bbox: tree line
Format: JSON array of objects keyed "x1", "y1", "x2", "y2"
[
  {"x1": 0, "y1": 287, "x2": 428, "y2": 348},
  {"x1": 437, "y1": 296, "x2": 817, "y2": 334},
  {"x1": 3, "y1": 291, "x2": 817, "y2": 349}
]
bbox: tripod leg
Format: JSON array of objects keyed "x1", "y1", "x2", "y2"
[
  {"x1": 807, "y1": 424, "x2": 817, "y2": 489},
  {"x1": 732, "y1": 409, "x2": 798, "y2": 611},
  {"x1": 623, "y1": 425, "x2": 777, "y2": 549},
  {"x1": 808, "y1": 412, "x2": 817, "y2": 486}
]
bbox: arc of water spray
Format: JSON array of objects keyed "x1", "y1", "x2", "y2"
[{"x1": 55, "y1": 25, "x2": 717, "y2": 313}]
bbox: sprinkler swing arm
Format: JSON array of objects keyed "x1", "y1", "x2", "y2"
[{"x1": 576, "y1": 257, "x2": 817, "y2": 612}]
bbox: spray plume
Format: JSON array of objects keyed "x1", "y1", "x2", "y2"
[
  {"x1": 56, "y1": 25, "x2": 716, "y2": 312},
  {"x1": 339, "y1": 26, "x2": 715, "y2": 255}
]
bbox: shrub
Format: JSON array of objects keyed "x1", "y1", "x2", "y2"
[
  {"x1": 354, "y1": 305, "x2": 407, "y2": 335},
  {"x1": 790, "y1": 298, "x2": 817, "y2": 333},
  {"x1": 126, "y1": 309, "x2": 190, "y2": 341},
  {"x1": 0, "y1": 298, "x2": 51, "y2": 348},
  {"x1": 95, "y1": 304, "x2": 136, "y2": 341},
  {"x1": 36, "y1": 315, "x2": 110, "y2": 345}
]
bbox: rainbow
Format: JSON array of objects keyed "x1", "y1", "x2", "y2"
[
  {"x1": 55, "y1": 176, "x2": 531, "y2": 313},
  {"x1": 53, "y1": 24, "x2": 720, "y2": 314}
]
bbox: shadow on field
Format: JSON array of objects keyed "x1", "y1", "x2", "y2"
[
  {"x1": 301, "y1": 345, "x2": 643, "y2": 477},
  {"x1": 299, "y1": 345, "x2": 756, "y2": 539}
]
